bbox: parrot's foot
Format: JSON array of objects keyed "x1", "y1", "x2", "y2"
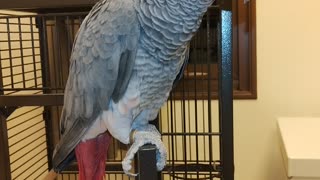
[
  {"x1": 122, "y1": 124, "x2": 167, "y2": 176},
  {"x1": 75, "y1": 132, "x2": 112, "y2": 180}
]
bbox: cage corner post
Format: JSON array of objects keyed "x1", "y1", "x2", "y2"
[
  {"x1": 0, "y1": 50, "x2": 12, "y2": 179},
  {"x1": 218, "y1": 0, "x2": 235, "y2": 179},
  {"x1": 134, "y1": 144, "x2": 158, "y2": 180},
  {"x1": 0, "y1": 114, "x2": 11, "y2": 180},
  {"x1": 0, "y1": 107, "x2": 17, "y2": 180}
]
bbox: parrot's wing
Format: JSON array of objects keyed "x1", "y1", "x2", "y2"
[
  {"x1": 172, "y1": 44, "x2": 190, "y2": 88},
  {"x1": 52, "y1": 0, "x2": 140, "y2": 171}
]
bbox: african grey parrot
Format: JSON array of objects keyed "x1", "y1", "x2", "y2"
[{"x1": 48, "y1": 0, "x2": 214, "y2": 178}]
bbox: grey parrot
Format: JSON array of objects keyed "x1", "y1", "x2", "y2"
[{"x1": 49, "y1": 0, "x2": 214, "y2": 178}]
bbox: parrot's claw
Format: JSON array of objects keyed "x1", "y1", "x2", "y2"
[
  {"x1": 123, "y1": 171, "x2": 138, "y2": 177},
  {"x1": 122, "y1": 124, "x2": 167, "y2": 176}
]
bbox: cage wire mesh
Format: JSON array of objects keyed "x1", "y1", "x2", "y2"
[
  {"x1": 0, "y1": 15, "x2": 42, "y2": 95},
  {"x1": 0, "y1": 3, "x2": 231, "y2": 179},
  {"x1": 0, "y1": 13, "x2": 49, "y2": 180}
]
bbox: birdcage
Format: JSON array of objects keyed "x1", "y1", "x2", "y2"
[{"x1": 0, "y1": 0, "x2": 234, "y2": 180}]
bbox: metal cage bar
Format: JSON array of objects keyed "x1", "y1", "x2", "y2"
[
  {"x1": 218, "y1": 0, "x2": 234, "y2": 179},
  {"x1": 134, "y1": 145, "x2": 158, "y2": 180},
  {"x1": 0, "y1": 110, "x2": 12, "y2": 180}
]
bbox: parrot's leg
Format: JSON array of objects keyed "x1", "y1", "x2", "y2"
[{"x1": 75, "y1": 132, "x2": 112, "y2": 180}]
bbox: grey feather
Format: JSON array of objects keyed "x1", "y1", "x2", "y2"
[
  {"x1": 172, "y1": 44, "x2": 190, "y2": 88},
  {"x1": 52, "y1": 0, "x2": 140, "y2": 171}
]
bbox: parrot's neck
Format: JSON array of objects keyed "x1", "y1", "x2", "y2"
[
  {"x1": 178, "y1": 0, "x2": 214, "y2": 18},
  {"x1": 173, "y1": 0, "x2": 214, "y2": 33},
  {"x1": 135, "y1": 0, "x2": 214, "y2": 61}
]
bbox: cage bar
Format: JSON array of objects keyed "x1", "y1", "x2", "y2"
[
  {"x1": 218, "y1": 0, "x2": 234, "y2": 179},
  {"x1": 0, "y1": 111, "x2": 12, "y2": 180},
  {"x1": 134, "y1": 144, "x2": 158, "y2": 180}
]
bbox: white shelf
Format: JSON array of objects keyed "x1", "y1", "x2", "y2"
[{"x1": 278, "y1": 117, "x2": 320, "y2": 178}]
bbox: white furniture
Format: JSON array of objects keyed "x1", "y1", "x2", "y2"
[{"x1": 278, "y1": 117, "x2": 320, "y2": 180}]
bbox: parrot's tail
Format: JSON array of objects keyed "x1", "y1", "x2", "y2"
[{"x1": 75, "y1": 132, "x2": 112, "y2": 180}]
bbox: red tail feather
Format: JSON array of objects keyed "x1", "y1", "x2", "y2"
[{"x1": 75, "y1": 132, "x2": 112, "y2": 180}]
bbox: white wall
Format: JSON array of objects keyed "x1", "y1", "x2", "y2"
[{"x1": 234, "y1": 0, "x2": 320, "y2": 180}]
